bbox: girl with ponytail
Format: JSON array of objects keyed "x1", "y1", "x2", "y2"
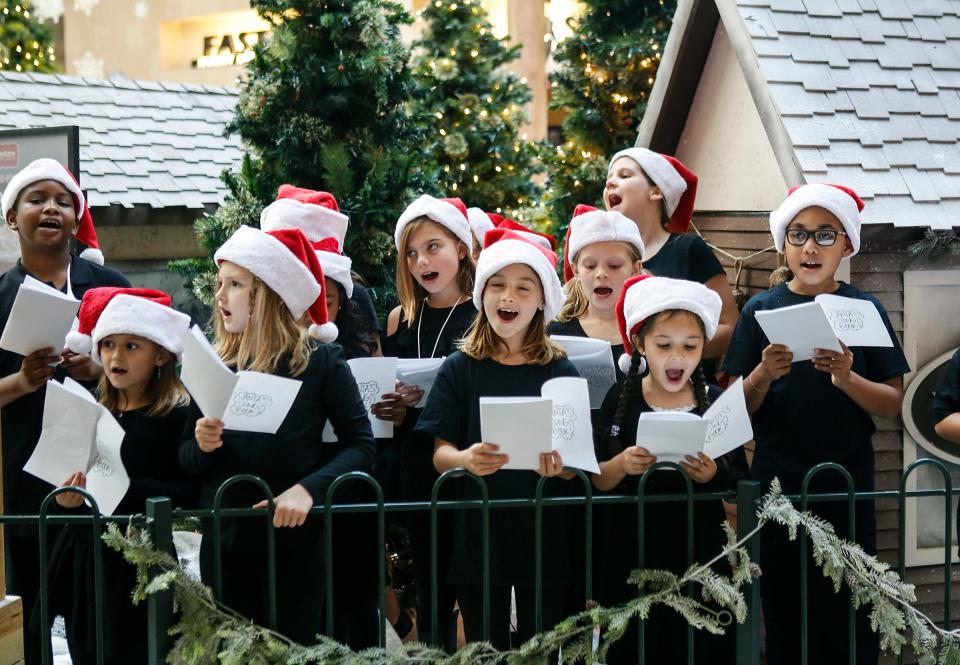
[{"x1": 592, "y1": 274, "x2": 747, "y2": 665}]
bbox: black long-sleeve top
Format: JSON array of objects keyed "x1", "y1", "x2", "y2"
[{"x1": 179, "y1": 343, "x2": 376, "y2": 551}]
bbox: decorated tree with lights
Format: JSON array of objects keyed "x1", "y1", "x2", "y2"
[
  {"x1": 540, "y1": 0, "x2": 675, "y2": 235},
  {"x1": 410, "y1": 0, "x2": 543, "y2": 215},
  {"x1": 0, "y1": 0, "x2": 58, "y2": 73},
  {"x1": 170, "y1": 0, "x2": 434, "y2": 305}
]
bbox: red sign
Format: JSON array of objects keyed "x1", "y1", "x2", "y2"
[{"x1": 0, "y1": 144, "x2": 17, "y2": 169}]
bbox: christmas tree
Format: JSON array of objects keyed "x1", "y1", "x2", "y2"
[
  {"x1": 540, "y1": 0, "x2": 676, "y2": 236},
  {"x1": 0, "y1": 1, "x2": 58, "y2": 73},
  {"x1": 410, "y1": 0, "x2": 543, "y2": 216},
  {"x1": 170, "y1": 0, "x2": 434, "y2": 307}
]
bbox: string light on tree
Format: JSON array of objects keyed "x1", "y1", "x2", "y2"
[{"x1": 0, "y1": 0, "x2": 58, "y2": 72}]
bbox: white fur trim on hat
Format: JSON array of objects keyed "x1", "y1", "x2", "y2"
[
  {"x1": 261, "y1": 198, "x2": 350, "y2": 248},
  {"x1": 317, "y1": 251, "x2": 354, "y2": 299},
  {"x1": 609, "y1": 147, "x2": 686, "y2": 216},
  {"x1": 622, "y1": 277, "x2": 722, "y2": 342},
  {"x1": 395, "y1": 195, "x2": 473, "y2": 251},
  {"x1": 89, "y1": 294, "x2": 191, "y2": 366},
  {"x1": 467, "y1": 207, "x2": 495, "y2": 244},
  {"x1": 567, "y1": 209, "x2": 645, "y2": 260},
  {"x1": 769, "y1": 184, "x2": 862, "y2": 256},
  {"x1": 474, "y1": 238, "x2": 566, "y2": 322},
  {"x1": 0, "y1": 158, "x2": 86, "y2": 223},
  {"x1": 215, "y1": 225, "x2": 321, "y2": 320}
]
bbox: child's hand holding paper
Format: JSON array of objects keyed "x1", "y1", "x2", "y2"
[{"x1": 0, "y1": 275, "x2": 80, "y2": 357}]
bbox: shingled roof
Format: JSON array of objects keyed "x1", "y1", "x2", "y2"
[
  {"x1": 0, "y1": 71, "x2": 242, "y2": 210},
  {"x1": 637, "y1": 0, "x2": 960, "y2": 228}
]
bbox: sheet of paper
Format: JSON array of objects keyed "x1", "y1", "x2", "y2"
[
  {"x1": 180, "y1": 326, "x2": 236, "y2": 420},
  {"x1": 479, "y1": 397, "x2": 552, "y2": 471},
  {"x1": 635, "y1": 412, "x2": 707, "y2": 465},
  {"x1": 541, "y1": 377, "x2": 599, "y2": 474},
  {"x1": 814, "y1": 294, "x2": 894, "y2": 349},
  {"x1": 754, "y1": 301, "x2": 842, "y2": 362},
  {"x1": 0, "y1": 275, "x2": 80, "y2": 356},
  {"x1": 347, "y1": 357, "x2": 398, "y2": 439},
  {"x1": 85, "y1": 408, "x2": 130, "y2": 516},
  {"x1": 24, "y1": 380, "x2": 100, "y2": 489},
  {"x1": 225, "y1": 371, "x2": 303, "y2": 434},
  {"x1": 702, "y1": 378, "x2": 754, "y2": 460},
  {"x1": 550, "y1": 335, "x2": 617, "y2": 409},
  {"x1": 396, "y1": 357, "x2": 445, "y2": 408}
]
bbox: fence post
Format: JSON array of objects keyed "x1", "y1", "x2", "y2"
[
  {"x1": 735, "y1": 480, "x2": 762, "y2": 665},
  {"x1": 147, "y1": 498, "x2": 174, "y2": 665}
]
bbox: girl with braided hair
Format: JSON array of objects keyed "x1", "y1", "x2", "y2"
[{"x1": 592, "y1": 274, "x2": 747, "y2": 664}]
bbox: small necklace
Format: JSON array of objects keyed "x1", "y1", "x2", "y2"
[{"x1": 417, "y1": 295, "x2": 466, "y2": 359}]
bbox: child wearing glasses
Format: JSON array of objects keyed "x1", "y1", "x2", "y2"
[{"x1": 721, "y1": 185, "x2": 908, "y2": 665}]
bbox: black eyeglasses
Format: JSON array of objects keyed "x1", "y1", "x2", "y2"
[{"x1": 785, "y1": 228, "x2": 847, "y2": 247}]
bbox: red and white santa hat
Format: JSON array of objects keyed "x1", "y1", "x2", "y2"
[
  {"x1": 466, "y1": 207, "x2": 495, "y2": 245},
  {"x1": 260, "y1": 185, "x2": 350, "y2": 249},
  {"x1": 474, "y1": 228, "x2": 566, "y2": 322},
  {"x1": 492, "y1": 216, "x2": 555, "y2": 252},
  {"x1": 608, "y1": 148, "x2": 698, "y2": 234},
  {"x1": 769, "y1": 183, "x2": 863, "y2": 256},
  {"x1": 0, "y1": 157, "x2": 103, "y2": 264},
  {"x1": 214, "y1": 226, "x2": 338, "y2": 342},
  {"x1": 65, "y1": 287, "x2": 191, "y2": 366},
  {"x1": 615, "y1": 274, "x2": 722, "y2": 373},
  {"x1": 313, "y1": 237, "x2": 353, "y2": 299},
  {"x1": 562, "y1": 204, "x2": 646, "y2": 281},
  {"x1": 395, "y1": 194, "x2": 473, "y2": 251}
]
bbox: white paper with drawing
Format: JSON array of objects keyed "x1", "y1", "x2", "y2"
[
  {"x1": 541, "y1": 376, "x2": 599, "y2": 473},
  {"x1": 0, "y1": 275, "x2": 80, "y2": 356},
  {"x1": 549, "y1": 335, "x2": 616, "y2": 409},
  {"x1": 396, "y1": 357, "x2": 445, "y2": 408},
  {"x1": 347, "y1": 357, "x2": 398, "y2": 439},
  {"x1": 754, "y1": 302, "x2": 842, "y2": 362},
  {"x1": 180, "y1": 325, "x2": 302, "y2": 434},
  {"x1": 814, "y1": 294, "x2": 893, "y2": 349},
  {"x1": 24, "y1": 378, "x2": 130, "y2": 515},
  {"x1": 635, "y1": 379, "x2": 753, "y2": 464},
  {"x1": 480, "y1": 397, "x2": 553, "y2": 470},
  {"x1": 702, "y1": 378, "x2": 754, "y2": 459},
  {"x1": 479, "y1": 377, "x2": 598, "y2": 472}
]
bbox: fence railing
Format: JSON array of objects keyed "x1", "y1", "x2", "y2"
[{"x1": 4, "y1": 458, "x2": 956, "y2": 665}]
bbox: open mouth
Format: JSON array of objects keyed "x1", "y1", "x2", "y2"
[
  {"x1": 37, "y1": 219, "x2": 61, "y2": 230},
  {"x1": 421, "y1": 271, "x2": 439, "y2": 283},
  {"x1": 110, "y1": 367, "x2": 128, "y2": 376},
  {"x1": 607, "y1": 193, "x2": 622, "y2": 208},
  {"x1": 497, "y1": 308, "x2": 519, "y2": 322},
  {"x1": 219, "y1": 306, "x2": 232, "y2": 318},
  {"x1": 799, "y1": 261, "x2": 822, "y2": 271},
  {"x1": 593, "y1": 286, "x2": 613, "y2": 297},
  {"x1": 665, "y1": 368, "x2": 685, "y2": 383}
]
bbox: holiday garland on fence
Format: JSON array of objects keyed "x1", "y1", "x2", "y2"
[{"x1": 103, "y1": 479, "x2": 960, "y2": 664}]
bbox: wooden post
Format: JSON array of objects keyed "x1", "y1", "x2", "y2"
[{"x1": 0, "y1": 430, "x2": 25, "y2": 665}]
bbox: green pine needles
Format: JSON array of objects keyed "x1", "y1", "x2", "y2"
[
  {"x1": 410, "y1": 0, "x2": 544, "y2": 216},
  {"x1": 103, "y1": 479, "x2": 960, "y2": 664}
]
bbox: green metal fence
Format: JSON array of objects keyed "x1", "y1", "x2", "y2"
[{"x1": 7, "y1": 458, "x2": 957, "y2": 664}]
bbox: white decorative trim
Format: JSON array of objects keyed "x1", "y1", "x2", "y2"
[
  {"x1": 622, "y1": 276, "x2": 721, "y2": 341},
  {"x1": 91, "y1": 294, "x2": 191, "y2": 364},
  {"x1": 317, "y1": 251, "x2": 353, "y2": 299},
  {"x1": 1, "y1": 158, "x2": 85, "y2": 220},
  {"x1": 260, "y1": 198, "x2": 349, "y2": 247},
  {"x1": 215, "y1": 225, "x2": 320, "y2": 319},
  {"x1": 395, "y1": 194, "x2": 473, "y2": 251},
  {"x1": 769, "y1": 183, "x2": 861, "y2": 255},
  {"x1": 467, "y1": 207, "x2": 495, "y2": 243},
  {"x1": 567, "y1": 209, "x2": 646, "y2": 260}
]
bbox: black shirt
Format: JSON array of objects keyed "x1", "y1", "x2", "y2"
[
  {"x1": 381, "y1": 299, "x2": 477, "y2": 360},
  {"x1": 415, "y1": 351, "x2": 579, "y2": 585},
  {"x1": 115, "y1": 404, "x2": 197, "y2": 514},
  {"x1": 643, "y1": 233, "x2": 724, "y2": 284},
  {"x1": 720, "y1": 282, "x2": 909, "y2": 492},
  {"x1": 934, "y1": 349, "x2": 960, "y2": 425},
  {"x1": 548, "y1": 317, "x2": 627, "y2": 385},
  {"x1": 179, "y1": 343, "x2": 376, "y2": 551},
  {"x1": 0, "y1": 255, "x2": 130, "y2": 519},
  {"x1": 351, "y1": 283, "x2": 380, "y2": 334}
]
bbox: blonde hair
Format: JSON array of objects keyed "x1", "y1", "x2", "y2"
[
  {"x1": 213, "y1": 275, "x2": 314, "y2": 377},
  {"x1": 97, "y1": 346, "x2": 189, "y2": 418},
  {"x1": 556, "y1": 242, "x2": 645, "y2": 323},
  {"x1": 396, "y1": 217, "x2": 475, "y2": 324},
  {"x1": 459, "y1": 307, "x2": 566, "y2": 366}
]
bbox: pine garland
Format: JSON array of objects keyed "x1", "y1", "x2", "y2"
[
  {"x1": 102, "y1": 479, "x2": 960, "y2": 664},
  {"x1": 908, "y1": 229, "x2": 960, "y2": 266}
]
